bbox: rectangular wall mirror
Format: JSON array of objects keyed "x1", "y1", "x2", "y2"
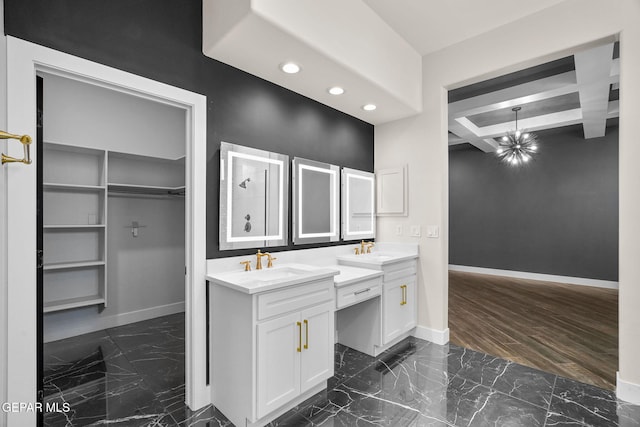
[
  {"x1": 342, "y1": 167, "x2": 375, "y2": 241},
  {"x1": 292, "y1": 157, "x2": 340, "y2": 245},
  {"x1": 219, "y1": 142, "x2": 289, "y2": 250}
]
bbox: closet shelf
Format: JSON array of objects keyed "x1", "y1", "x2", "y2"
[
  {"x1": 43, "y1": 260, "x2": 106, "y2": 271},
  {"x1": 43, "y1": 183, "x2": 106, "y2": 191},
  {"x1": 43, "y1": 295, "x2": 106, "y2": 313},
  {"x1": 107, "y1": 183, "x2": 185, "y2": 196},
  {"x1": 44, "y1": 224, "x2": 106, "y2": 229}
]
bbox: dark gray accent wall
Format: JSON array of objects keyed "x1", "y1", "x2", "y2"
[
  {"x1": 449, "y1": 124, "x2": 618, "y2": 281},
  {"x1": 4, "y1": 0, "x2": 374, "y2": 259}
]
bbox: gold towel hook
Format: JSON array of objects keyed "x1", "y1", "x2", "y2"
[{"x1": 1, "y1": 130, "x2": 33, "y2": 165}]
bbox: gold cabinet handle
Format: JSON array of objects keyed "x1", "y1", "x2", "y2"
[
  {"x1": 296, "y1": 322, "x2": 302, "y2": 352},
  {"x1": 400, "y1": 285, "x2": 407, "y2": 306},
  {"x1": 304, "y1": 319, "x2": 309, "y2": 350},
  {"x1": 1, "y1": 131, "x2": 32, "y2": 165}
]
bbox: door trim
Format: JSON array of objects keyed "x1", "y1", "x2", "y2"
[{"x1": 5, "y1": 36, "x2": 209, "y2": 424}]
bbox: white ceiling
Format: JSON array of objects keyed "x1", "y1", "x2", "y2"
[
  {"x1": 363, "y1": 0, "x2": 569, "y2": 55},
  {"x1": 202, "y1": 0, "x2": 422, "y2": 125},
  {"x1": 202, "y1": 0, "x2": 617, "y2": 138}
]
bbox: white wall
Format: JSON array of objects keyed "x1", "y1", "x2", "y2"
[
  {"x1": 43, "y1": 196, "x2": 185, "y2": 342},
  {"x1": 41, "y1": 73, "x2": 187, "y2": 342},
  {"x1": 43, "y1": 73, "x2": 186, "y2": 159},
  {"x1": 375, "y1": 0, "x2": 640, "y2": 404},
  {"x1": 0, "y1": 0, "x2": 8, "y2": 421}
]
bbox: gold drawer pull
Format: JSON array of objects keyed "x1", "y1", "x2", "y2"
[
  {"x1": 296, "y1": 322, "x2": 302, "y2": 352},
  {"x1": 304, "y1": 319, "x2": 309, "y2": 350},
  {"x1": 400, "y1": 285, "x2": 407, "y2": 305}
]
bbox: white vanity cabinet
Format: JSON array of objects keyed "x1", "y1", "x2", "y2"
[
  {"x1": 257, "y1": 300, "x2": 333, "y2": 417},
  {"x1": 337, "y1": 252, "x2": 418, "y2": 350},
  {"x1": 209, "y1": 267, "x2": 337, "y2": 427},
  {"x1": 381, "y1": 265, "x2": 417, "y2": 344}
]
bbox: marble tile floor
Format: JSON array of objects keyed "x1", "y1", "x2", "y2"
[{"x1": 43, "y1": 314, "x2": 640, "y2": 426}]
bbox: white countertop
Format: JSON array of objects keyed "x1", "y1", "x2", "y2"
[
  {"x1": 326, "y1": 264, "x2": 384, "y2": 288},
  {"x1": 336, "y1": 251, "x2": 418, "y2": 268},
  {"x1": 206, "y1": 263, "x2": 339, "y2": 294}
]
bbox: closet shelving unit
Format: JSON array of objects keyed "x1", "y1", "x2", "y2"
[
  {"x1": 42, "y1": 142, "x2": 108, "y2": 313},
  {"x1": 42, "y1": 142, "x2": 185, "y2": 313},
  {"x1": 107, "y1": 151, "x2": 185, "y2": 196}
]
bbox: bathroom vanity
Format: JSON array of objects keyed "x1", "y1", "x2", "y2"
[
  {"x1": 206, "y1": 245, "x2": 418, "y2": 427},
  {"x1": 208, "y1": 264, "x2": 339, "y2": 427},
  {"x1": 335, "y1": 251, "x2": 418, "y2": 356}
]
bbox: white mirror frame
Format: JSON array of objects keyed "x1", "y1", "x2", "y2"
[
  {"x1": 219, "y1": 142, "x2": 289, "y2": 250},
  {"x1": 341, "y1": 167, "x2": 376, "y2": 241},
  {"x1": 292, "y1": 157, "x2": 340, "y2": 244}
]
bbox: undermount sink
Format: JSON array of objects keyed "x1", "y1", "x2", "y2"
[
  {"x1": 336, "y1": 251, "x2": 418, "y2": 267},
  {"x1": 207, "y1": 263, "x2": 339, "y2": 294},
  {"x1": 222, "y1": 266, "x2": 309, "y2": 284}
]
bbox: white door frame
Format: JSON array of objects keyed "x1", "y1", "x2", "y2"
[{"x1": 5, "y1": 36, "x2": 209, "y2": 425}]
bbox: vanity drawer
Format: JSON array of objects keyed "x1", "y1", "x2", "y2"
[
  {"x1": 336, "y1": 277, "x2": 382, "y2": 310},
  {"x1": 257, "y1": 279, "x2": 334, "y2": 320},
  {"x1": 383, "y1": 260, "x2": 416, "y2": 282}
]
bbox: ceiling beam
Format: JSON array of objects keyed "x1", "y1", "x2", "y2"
[
  {"x1": 449, "y1": 120, "x2": 499, "y2": 152},
  {"x1": 448, "y1": 71, "x2": 578, "y2": 118},
  {"x1": 574, "y1": 43, "x2": 615, "y2": 138}
]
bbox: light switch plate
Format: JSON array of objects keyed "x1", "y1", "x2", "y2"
[
  {"x1": 395, "y1": 224, "x2": 403, "y2": 235},
  {"x1": 427, "y1": 225, "x2": 439, "y2": 238},
  {"x1": 410, "y1": 225, "x2": 421, "y2": 237}
]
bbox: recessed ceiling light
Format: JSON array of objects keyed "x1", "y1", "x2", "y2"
[
  {"x1": 328, "y1": 86, "x2": 345, "y2": 95},
  {"x1": 280, "y1": 62, "x2": 300, "y2": 74},
  {"x1": 362, "y1": 104, "x2": 377, "y2": 111}
]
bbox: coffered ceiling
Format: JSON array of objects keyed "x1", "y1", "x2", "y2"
[{"x1": 447, "y1": 42, "x2": 619, "y2": 152}]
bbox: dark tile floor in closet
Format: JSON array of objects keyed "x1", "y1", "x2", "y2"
[{"x1": 43, "y1": 313, "x2": 640, "y2": 426}]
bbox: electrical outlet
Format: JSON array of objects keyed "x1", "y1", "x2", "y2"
[{"x1": 410, "y1": 225, "x2": 421, "y2": 237}]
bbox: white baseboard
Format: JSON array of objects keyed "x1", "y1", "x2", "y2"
[
  {"x1": 413, "y1": 325, "x2": 450, "y2": 345},
  {"x1": 448, "y1": 265, "x2": 618, "y2": 290},
  {"x1": 44, "y1": 302, "x2": 185, "y2": 343},
  {"x1": 617, "y1": 372, "x2": 640, "y2": 405}
]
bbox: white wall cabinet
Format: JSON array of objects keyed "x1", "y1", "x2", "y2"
[{"x1": 211, "y1": 279, "x2": 335, "y2": 427}]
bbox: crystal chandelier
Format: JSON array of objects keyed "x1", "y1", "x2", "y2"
[{"x1": 496, "y1": 107, "x2": 538, "y2": 165}]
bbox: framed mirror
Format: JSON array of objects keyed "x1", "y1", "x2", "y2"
[
  {"x1": 341, "y1": 167, "x2": 375, "y2": 240},
  {"x1": 292, "y1": 157, "x2": 340, "y2": 244},
  {"x1": 219, "y1": 142, "x2": 289, "y2": 250}
]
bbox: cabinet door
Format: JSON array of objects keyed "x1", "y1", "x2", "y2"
[
  {"x1": 257, "y1": 312, "x2": 301, "y2": 418},
  {"x1": 300, "y1": 302, "x2": 334, "y2": 393},
  {"x1": 383, "y1": 276, "x2": 416, "y2": 344}
]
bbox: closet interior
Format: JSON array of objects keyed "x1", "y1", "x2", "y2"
[{"x1": 40, "y1": 72, "x2": 187, "y2": 342}]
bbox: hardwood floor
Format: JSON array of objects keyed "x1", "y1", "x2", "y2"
[{"x1": 448, "y1": 270, "x2": 618, "y2": 390}]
